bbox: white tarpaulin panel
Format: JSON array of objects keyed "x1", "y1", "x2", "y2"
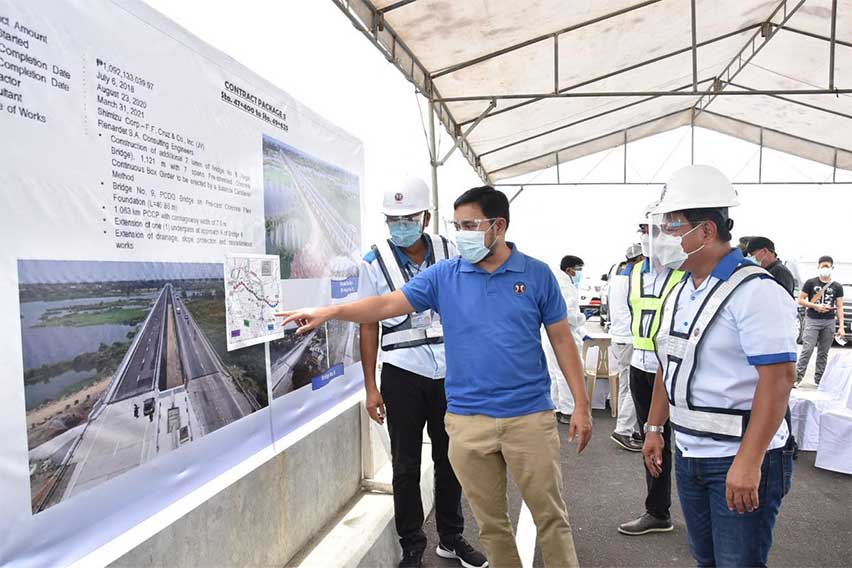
[
  {"x1": 335, "y1": 0, "x2": 852, "y2": 182},
  {"x1": 0, "y1": 0, "x2": 367, "y2": 565}
]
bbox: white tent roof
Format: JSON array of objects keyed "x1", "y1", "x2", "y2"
[{"x1": 333, "y1": 0, "x2": 851, "y2": 182}]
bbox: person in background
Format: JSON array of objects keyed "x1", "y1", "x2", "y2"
[
  {"x1": 644, "y1": 165, "x2": 796, "y2": 568},
  {"x1": 745, "y1": 236, "x2": 795, "y2": 296},
  {"x1": 618, "y1": 210, "x2": 687, "y2": 537},
  {"x1": 796, "y1": 255, "x2": 845, "y2": 386},
  {"x1": 737, "y1": 235, "x2": 756, "y2": 254},
  {"x1": 543, "y1": 255, "x2": 589, "y2": 424},
  {"x1": 608, "y1": 243, "x2": 642, "y2": 451},
  {"x1": 280, "y1": 186, "x2": 592, "y2": 568},
  {"x1": 358, "y1": 178, "x2": 483, "y2": 568}
]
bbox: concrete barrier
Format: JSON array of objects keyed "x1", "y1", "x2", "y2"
[
  {"x1": 111, "y1": 404, "x2": 363, "y2": 567},
  {"x1": 110, "y1": 374, "x2": 437, "y2": 567}
]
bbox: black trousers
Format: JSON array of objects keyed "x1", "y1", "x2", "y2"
[
  {"x1": 381, "y1": 363, "x2": 464, "y2": 553},
  {"x1": 630, "y1": 365, "x2": 672, "y2": 520}
]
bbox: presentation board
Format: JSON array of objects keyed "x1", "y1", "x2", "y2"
[{"x1": 0, "y1": 1, "x2": 365, "y2": 565}]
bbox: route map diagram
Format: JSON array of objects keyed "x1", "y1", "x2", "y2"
[{"x1": 225, "y1": 254, "x2": 283, "y2": 350}]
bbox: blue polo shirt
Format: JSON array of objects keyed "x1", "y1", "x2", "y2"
[{"x1": 401, "y1": 243, "x2": 567, "y2": 417}]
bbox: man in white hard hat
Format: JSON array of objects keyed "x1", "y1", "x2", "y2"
[
  {"x1": 607, "y1": 243, "x2": 643, "y2": 452},
  {"x1": 358, "y1": 177, "x2": 485, "y2": 568},
  {"x1": 643, "y1": 165, "x2": 797, "y2": 567},
  {"x1": 617, "y1": 209, "x2": 687, "y2": 536}
]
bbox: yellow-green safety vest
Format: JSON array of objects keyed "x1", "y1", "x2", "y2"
[{"x1": 629, "y1": 262, "x2": 686, "y2": 351}]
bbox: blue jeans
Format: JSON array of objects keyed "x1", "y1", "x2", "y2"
[{"x1": 675, "y1": 447, "x2": 794, "y2": 567}]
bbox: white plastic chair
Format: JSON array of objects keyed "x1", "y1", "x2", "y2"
[{"x1": 582, "y1": 338, "x2": 618, "y2": 417}]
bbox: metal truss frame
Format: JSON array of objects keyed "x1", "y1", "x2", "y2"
[{"x1": 330, "y1": 0, "x2": 852, "y2": 212}]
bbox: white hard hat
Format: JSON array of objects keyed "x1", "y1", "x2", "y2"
[
  {"x1": 382, "y1": 177, "x2": 431, "y2": 216},
  {"x1": 625, "y1": 243, "x2": 643, "y2": 259},
  {"x1": 637, "y1": 202, "x2": 657, "y2": 226},
  {"x1": 652, "y1": 165, "x2": 739, "y2": 215}
]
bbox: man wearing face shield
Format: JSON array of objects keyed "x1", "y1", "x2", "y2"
[
  {"x1": 643, "y1": 165, "x2": 797, "y2": 568},
  {"x1": 280, "y1": 185, "x2": 592, "y2": 568},
  {"x1": 617, "y1": 211, "x2": 686, "y2": 535},
  {"x1": 357, "y1": 178, "x2": 485, "y2": 568}
]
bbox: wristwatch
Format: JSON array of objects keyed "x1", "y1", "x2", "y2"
[{"x1": 644, "y1": 422, "x2": 665, "y2": 434}]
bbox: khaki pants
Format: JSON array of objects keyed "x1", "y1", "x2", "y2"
[{"x1": 444, "y1": 411, "x2": 579, "y2": 568}]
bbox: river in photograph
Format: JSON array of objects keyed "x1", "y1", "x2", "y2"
[
  {"x1": 19, "y1": 295, "x2": 155, "y2": 369},
  {"x1": 25, "y1": 369, "x2": 98, "y2": 410}
]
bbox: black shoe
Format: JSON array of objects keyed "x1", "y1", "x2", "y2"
[
  {"x1": 632, "y1": 431, "x2": 644, "y2": 442},
  {"x1": 437, "y1": 536, "x2": 488, "y2": 568},
  {"x1": 611, "y1": 432, "x2": 643, "y2": 452},
  {"x1": 400, "y1": 549, "x2": 423, "y2": 567},
  {"x1": 556, "y1": 412, "x2": 571, "y2": 424},
  {"x1": 618, "y1": 513, "x2": 674, "y2": 536}
]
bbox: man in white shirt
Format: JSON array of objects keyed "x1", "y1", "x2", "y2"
[
  {"x1": 608, "y1": 244, "x2": 642, "y2": 452},
  {"x1": 644, "y1": 166, "x2": 796, "y2": 567},
  {"x1": 359, "y1": 178, "x2": 485, "y2": 568},
  {"x1": 617, "y1": 228, "x2": 686, "y2": 536},
  {"x1": 543, "y1": 255, "x2": 589, "y2": 423}
]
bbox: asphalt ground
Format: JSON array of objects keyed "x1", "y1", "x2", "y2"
[
  {"x1": 419, "y1": 409, "x2": 851, "y2": 568},
  {"x1": 418, "y1": 343, "x2": 852, "y2": 568}
]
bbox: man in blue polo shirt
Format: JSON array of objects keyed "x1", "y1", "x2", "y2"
[{"x1": 280, "y1": 186, "x2": 593, "y2": 568}]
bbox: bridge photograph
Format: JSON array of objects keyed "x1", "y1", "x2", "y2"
[
  {"x1": 18, "y1": 259, "x2": 267, "y2": 513},
  {"x1": 263, "y1": 134, "x2": 361, "y2": 279}
]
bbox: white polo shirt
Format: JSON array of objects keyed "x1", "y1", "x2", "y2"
[
  {"x1": 608, "y1": 271, "x2": 632, "y2": 344},
  {"x1": 630, "y1": 261, "x2": 676, "y2": 374},
  {"x1": 358, "y1": 235, "x2": 457, "y2": 379},
  {"x1": 662, "y1": 249, "x2": 798, "y2": 458}
]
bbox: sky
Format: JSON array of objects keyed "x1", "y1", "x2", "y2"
[{"x1": 143, "y1": 1, "x2": 852, "y2": 284}]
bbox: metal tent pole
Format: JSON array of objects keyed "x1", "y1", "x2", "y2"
[{"x1": 428, "y1": 99, "x2": 439, "y2": 232}]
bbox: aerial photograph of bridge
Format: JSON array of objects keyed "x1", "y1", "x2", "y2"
[
  {"x1": 269, "y1": 326, "x2": 330, "y2": 399},
  {"x1": 18, "y1": 259, "x2": 267, "y2": 513},
  {"x1": 263, "y1": 135, "x2": 361, "y2": 279}
]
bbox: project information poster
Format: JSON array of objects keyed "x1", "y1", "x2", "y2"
[{"x1": 0, "y1": 1, "x2": 365, "y2": 566}]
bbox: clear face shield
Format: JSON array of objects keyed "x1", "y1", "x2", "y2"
[{"x1": 647, "y1": 212, "x2": 706, "y2": 271}]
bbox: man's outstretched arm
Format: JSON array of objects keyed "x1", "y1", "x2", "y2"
[{"x1": 278, "y1": 290, "x2": 415, "y2": 334}]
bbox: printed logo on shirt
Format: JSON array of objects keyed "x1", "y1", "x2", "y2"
[{"x1": 514, "y1": 282, "x2": 526, "y2": 295}]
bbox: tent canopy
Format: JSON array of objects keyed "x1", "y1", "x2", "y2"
[{"x1": 333, "y1": 0, "x2": 852, "y2": 182}]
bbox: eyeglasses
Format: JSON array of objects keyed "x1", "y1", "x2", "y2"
[
  {"x1": 449, "y1": 217, "x2": 499, "y2": 232},
  {"x1": 651, "y1": 219, "x2": 702, "y2": 236},
  {"x1": 386, "y1": 212, "x2": 424, "y2": 224}
]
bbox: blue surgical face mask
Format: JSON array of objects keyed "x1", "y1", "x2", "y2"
[
  {"x1": 571, "y1": 270, "x2": 583, "y2": 286},
  {"x1": 747, "y1": 254, "x2": 758, "y2": 265},
  {"x1": 456, "y1": 223, "x2": 496, "y2": 264},
  {"x1": 388, "y1": 220, "x2": 423, "y2": 248}
]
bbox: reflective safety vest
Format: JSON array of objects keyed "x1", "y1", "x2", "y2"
[
  {"x1": 372, "y1": 233, "x2": 450, "y2": 351},
  {"x1": 656, "y1": 264, "x2": 769, "y2": 440},
  {"x1": 628, "y1": 263, "x2": 686, "y2": 351}
]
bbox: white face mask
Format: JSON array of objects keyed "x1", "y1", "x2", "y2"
[
  {"x1": 640, "y1": 234, "x2": 651, "y2": 257},
  {"x1": 653, "y1": 223, "x2": 705, "y2": 270},
  {"x1": 571, "y1": 270, "x2": 583, "y2": 286},
  {"x1": 819, "y1": 266, "x2": 832, "y2": 279},
  {"x1": 456, "y1": 221, "x2": 497, "y2": 264}
]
